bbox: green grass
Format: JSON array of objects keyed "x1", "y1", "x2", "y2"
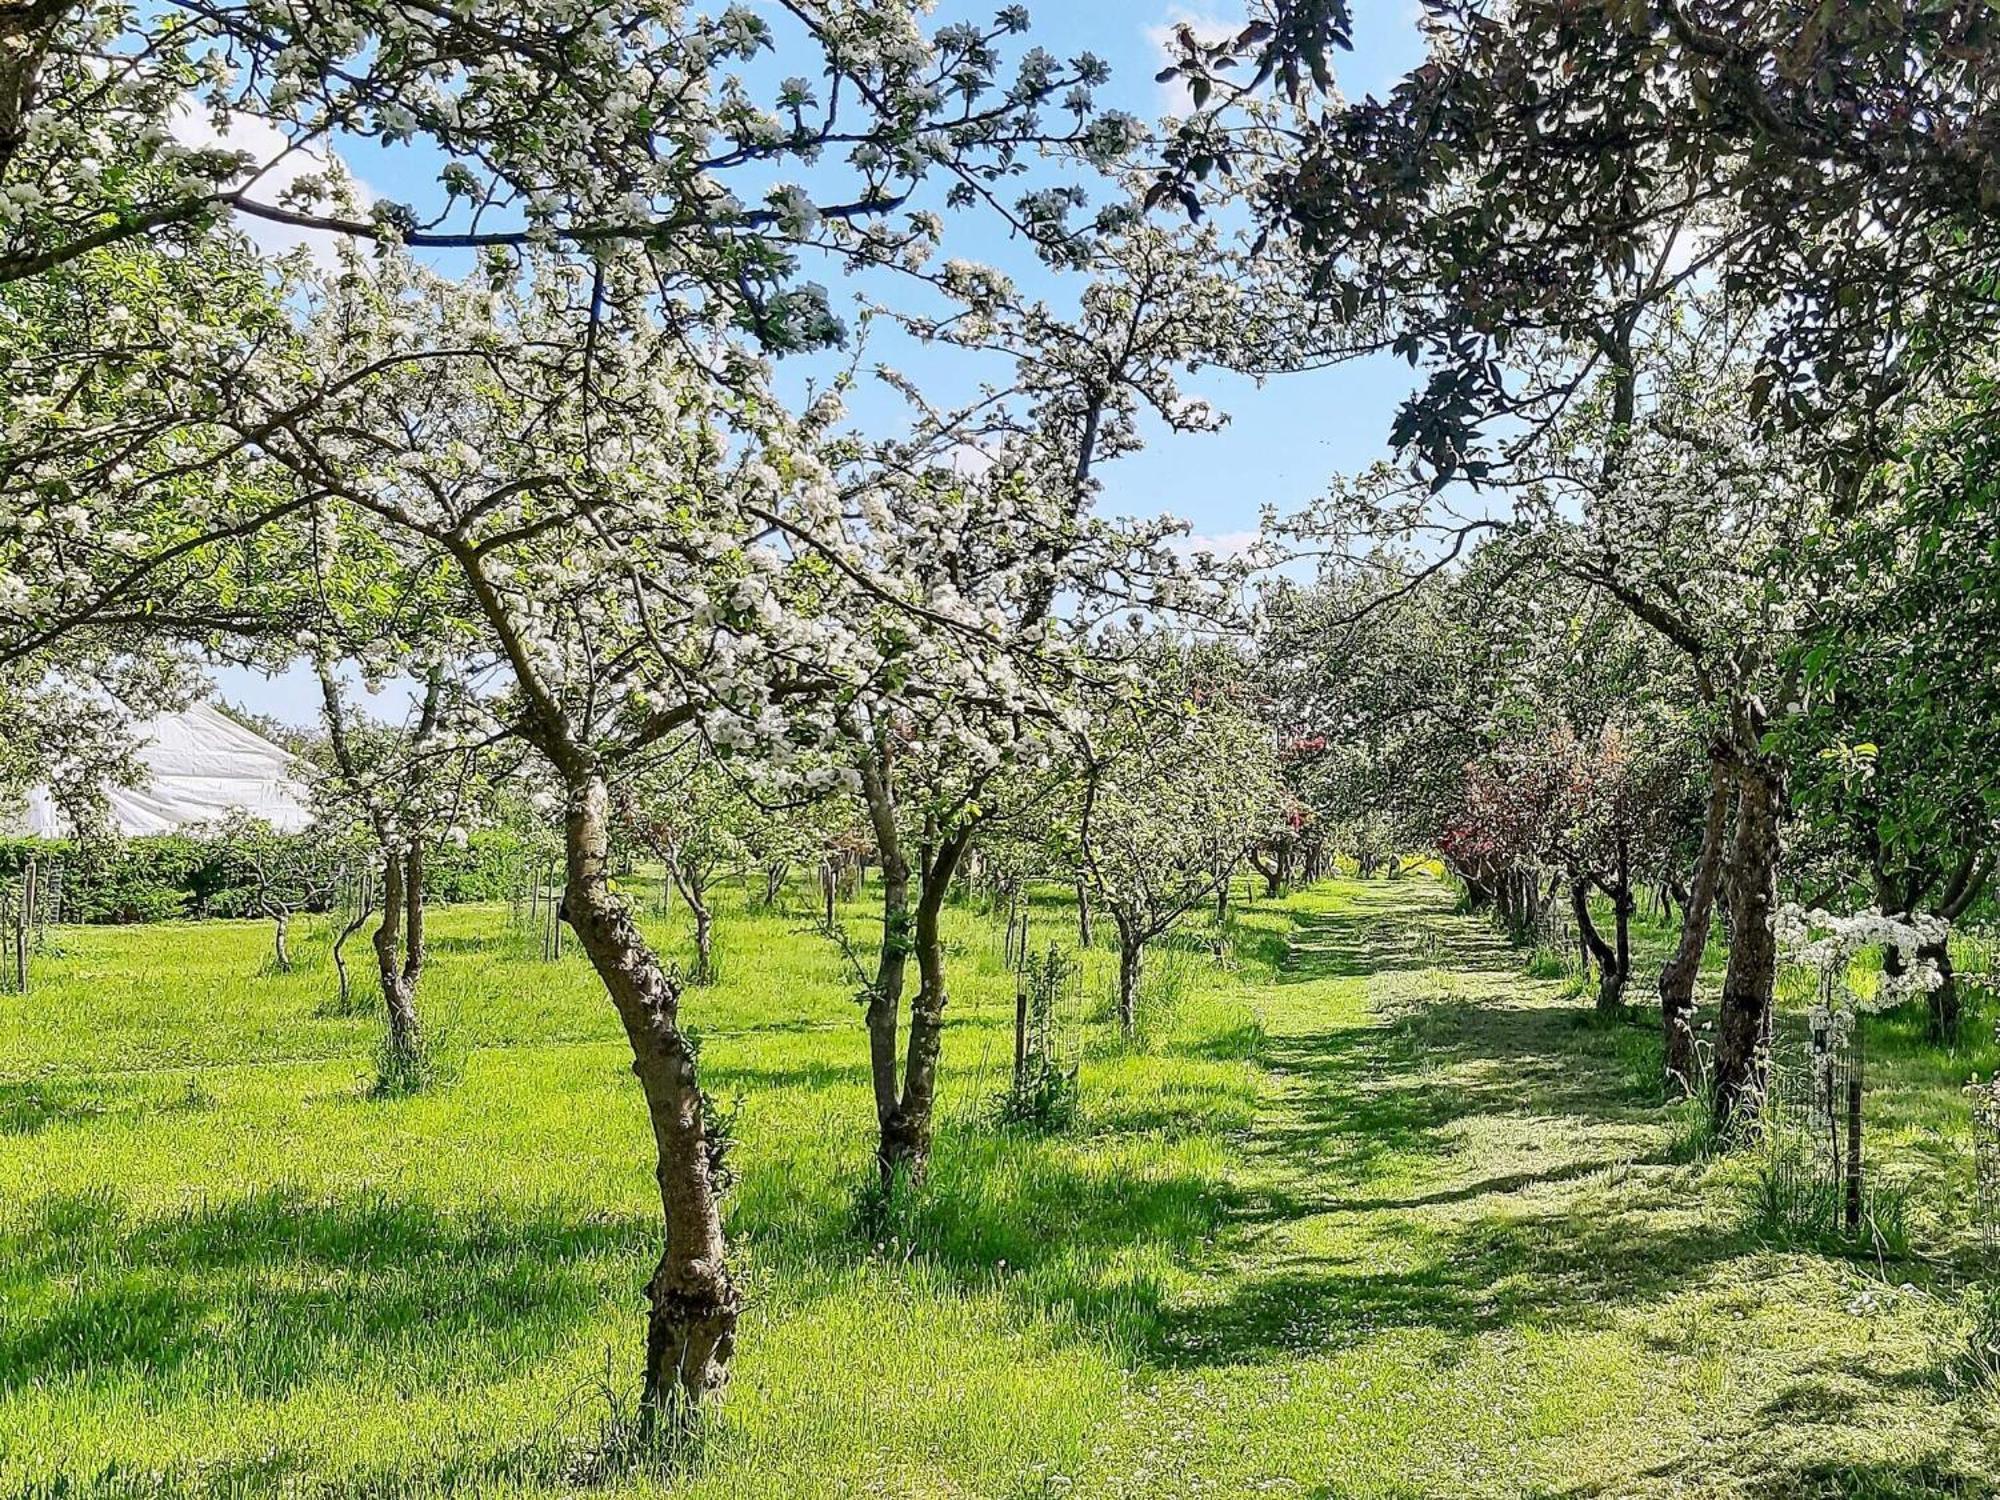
[{"x1": 1, "y1": 875, "x2": 1995, "y2": 1497}]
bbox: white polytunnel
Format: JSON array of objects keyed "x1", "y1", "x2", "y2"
[{"x1": 12, "y1": 701, "x2": 313, "y2": 838}]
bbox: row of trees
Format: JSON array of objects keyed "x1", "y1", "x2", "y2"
[{"x1": 1219, "y1": 0, "x2": 2000, "y2": 1134}]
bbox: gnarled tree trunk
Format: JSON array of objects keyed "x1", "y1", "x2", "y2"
[
  {"x1": 1660, "y1": 761, "x2": 1732, "y2": 1094},
  {"x1": 1572, "y1": 879, "x2": 1629, "y2": 1013},
  {"x1": 564, "y1": 774, "x2": 736, "y2": 1415},
  {"x1": 1712, "y1": 759, "x2": 1783, "y2": 1136}
]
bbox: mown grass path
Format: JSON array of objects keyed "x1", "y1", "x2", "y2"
[{"x1": 1089, "y1": 878, "x2": 1994, "y2": 1500}]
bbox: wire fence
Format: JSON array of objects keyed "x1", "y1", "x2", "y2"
[{"x1": 1757, "y1": 994, "x2": 1877, "y2": 1240}]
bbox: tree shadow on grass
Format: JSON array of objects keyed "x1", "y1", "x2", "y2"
[
  {"x1": 8, "y1": 1410, "x2": 698, "y2": 1500},
  {"x1": 1216, "y1": 924, "x2": 1296, "y2": 980},
  {"x1": 1090, "y1": 880, "x2": 1765, "y2": 1368},
  {"x1": 0, "y1": 1077, "x2": 115, "y2": 1135},
  {"x1": 0, "y1": 1185, "x2": 649, "y2": 1399},
  {"x1": 1139, "y1": 1194, "x2": 1757, "y2": 1367},
  {"x1": 0, "y1": 1076, "x2": 218, "y2": 1137}
]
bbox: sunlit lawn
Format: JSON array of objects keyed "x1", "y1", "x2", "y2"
[{"x1": 2, "y1": 875, "x2": 1995, "y2": 1498}]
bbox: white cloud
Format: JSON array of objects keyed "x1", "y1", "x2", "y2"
[
  {"x1": 1170, "y1": 527, "x2": 1262, "y2": 559},
  {"x1": 172, "y1": 106, "x2": 375, "y2": 264},
  {"x1": 1143, "y1": 5, "x2": 1241, "y2": 115}
]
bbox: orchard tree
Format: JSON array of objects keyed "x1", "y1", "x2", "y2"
[
  {"x1": 1533, "y1": 724, "x2": 1681, "y2": 1013},
  {"x1": 275, "y1": 250, "x2": 897, "y2": 1417},
  {"x1": 1786, "y1": 362, "x2": 2000, "y2": 1039},
  {"x1": 208, "y1": 810, "x2": 334, "y2": 974},
  {"x1": 829, "y1": 212, "x2": 1297, "y2": 1185},
  {"x1": 618, "y1": 749, "x2": 807, "y2": 985},
  {"x1": 314, "y1": 665, "x2": 489, "y2": 1077},
  {"x1": 1512, "y1": 304, "x2": 1836, "y2": 1121},
  {"x1": 1437, "y1": 739, "x2": 1571, "y2": 940},
  {"x1": 1072, "y1": 642, "x2": 1282, "y2": 1034}
]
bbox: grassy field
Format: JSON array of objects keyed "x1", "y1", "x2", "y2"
[{"x1": 2, "y1": 874, "x2": 1997, "y2": 1498}]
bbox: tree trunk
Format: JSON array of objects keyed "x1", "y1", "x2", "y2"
[
  {"x1": 1014, "y1": 968, "x2": 1030, "y2": 1084},
  {"x1": 332, "y1": 891, "x2": 370, "y2": 1012},
  {"x1": 690, "y1": 889, "x2": 714, "y2": 985},
  {"x1": 860, "y1": 754, "x2": 912, "y2": 1182},
  {"x1": 374, "y1": 852, "x2": 422, "y2": 1067},
  {"x1": 1843, "y1": 1050, "x2": 1865, "y2": 1233},
  {"x1": 402, "y1": 841, "x2": 425, "y2": 987},
  {"x1": 881, "y1": 835, "x2": 970, "y2": 1182},
  {"x1": 1250, "y1": 847, "x2": 1282, "y2": 899},
  {"x1": 665, "y1": 857, "x2": 715, "y2": 986},
  {"x1": 1922, "y1": 937, "x2": 1960, "y2": 1043},
  {"x1": 1926, "y1": 852, "x2": 1990, "y2": 1042},
  {"x1": 1612, "y1": 874, "x2": 1632, "y2": 1010},
  {"x1": 564, "y1": 773, "x2": 736, "y2": 1414},
  {"x1": 1712, "y1": 761, "x2": 1783, "y2": 1137},
  {"x1": 1595, "y1": 834, "x2": 1635, "y2": 1014},
  {"x1": 268, "y1": 906, "x2": 292, "y2": 974},
  {"x1": 1660, "y1": 762, "x2": 1732, "y2": 1094},
  {"x1": 1572, "y1": 880, "x2": 1626, "y2": 1011},
  {"x1": 1117, "y1": 922, "x2": 1143, "y2": 1038},
  {"x1": 332, "y1": 868, "x2": 372, "y2": 1012},
  {"x1": 1075, "y1": 877, "x2": 1093, "y2": 948}
]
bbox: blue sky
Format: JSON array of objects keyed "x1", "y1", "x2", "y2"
[{"x1": 217, "y1": 0, "x2": 1428, "y2": 724}]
